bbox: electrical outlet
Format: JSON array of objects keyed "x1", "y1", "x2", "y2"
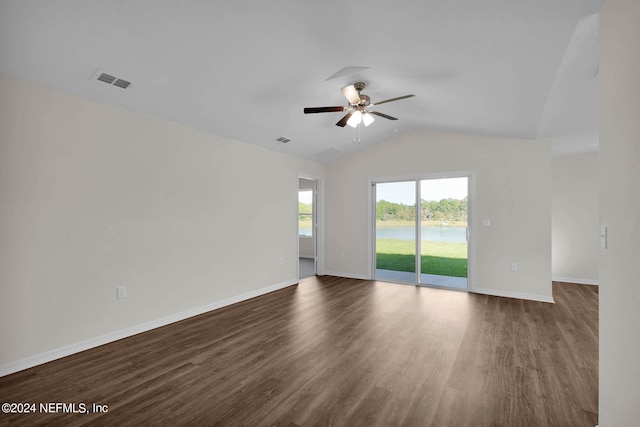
[
  {"x1": 117, "y1": 286, "x2": 127, "y2": 299},
  {"x1": 511, "y1": 263, "x2": 519, "y2": 272}
]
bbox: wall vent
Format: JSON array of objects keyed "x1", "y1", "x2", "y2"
[
  {"x1": 276, "y1": 137, "x2": 291, "y2": 143},
  {"x1": 94, "y1": 70, "x2": 132, "y2": 89}
]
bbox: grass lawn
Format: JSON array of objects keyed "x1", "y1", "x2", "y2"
[{"x1": 376, "y1": 238, "x2": 468, "y2": 277}]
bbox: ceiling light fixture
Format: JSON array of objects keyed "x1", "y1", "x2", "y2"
[
  {"x1": 362, "y1": 112, "x2": 375, "y2": 127},
  {"x1": 347, "y1": 110, "x2": 362, "y2": 128},
  {"x1": 347, "y1": 110, "x2": 375, "y2": 128}
]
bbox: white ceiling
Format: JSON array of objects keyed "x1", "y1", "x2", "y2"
[{"x1": 0, "y1": 0, "x2": 602, "y2": 161}]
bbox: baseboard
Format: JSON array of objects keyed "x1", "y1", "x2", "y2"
[
  {"x1": 0, "y1": 278, "x2": 298, "y2": 377},
  {"x1": 552, "y1": 276, "x2": 599, "y2": 286},
  {"x1": 473, "y1": 287, "x2": 555, "y2": 303},
  {"x1": 322, "y1": 271, "x2": 369, "y2": 281}
]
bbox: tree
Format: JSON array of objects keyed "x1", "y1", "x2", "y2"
[
  {"x1": 377, "y1": 197, "x2": 467, "y2": 222},
  {"x1": 377, "y1": 200, "x2": 402, "y2": 220}
]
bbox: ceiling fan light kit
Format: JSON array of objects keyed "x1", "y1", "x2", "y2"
[
  {"x1": 347, "y1": 111, "x2": 362, "y2": 128},
  {"x1": 362, "y1": 112, "x2": 375, "y2": 126},
  {"x1": 346, "y1": 111, "x2": 375, "y2": 128},
  {"x1": 303, "y1": 81, "x2": 415, "y2": 129}
]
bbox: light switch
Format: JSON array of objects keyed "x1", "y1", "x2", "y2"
[
  {"x1": 482, "y1": 219, "x2": 491, "y2": 227},
  {"x1": 600, "y1": 225, "x2": 607, "y2": 249},
  {"x1": 117, "y1": 286, "x2": 127, "y2": 299}
]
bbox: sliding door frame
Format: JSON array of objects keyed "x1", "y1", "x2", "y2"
[{"x1": 368, "y1": 171, "x2": 476, "y2": 291}]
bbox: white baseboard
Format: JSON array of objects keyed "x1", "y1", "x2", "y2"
[
  {"x1": 322, "y1": 271, "x2": 369, "y2": 281},
  {"x1": 0, "y1": 278, "x2": 298, "y2": 378},
  {"x1": 552, "y1": 276, "x2": 599, "y2": 286},
  {"x1": 473, "y1": 287, "x2": 555, "y2": 303}
]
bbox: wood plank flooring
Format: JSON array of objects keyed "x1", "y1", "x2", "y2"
[{"x1": 0, "y1": 277, "x2": 598, "y2": 426}]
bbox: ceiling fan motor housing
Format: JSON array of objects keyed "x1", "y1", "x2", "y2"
[
  {"x1": 353, "y1": 81, "x2": 366, "y2": 91},
  {"x1": 358, "y1": 94, "x2": 370, "y2": 107},
  {"x1": 350, "y1": 82, "x2": 370, "y2": 106}
]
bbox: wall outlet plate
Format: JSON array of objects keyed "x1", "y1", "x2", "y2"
[{"x1": 117, "y1": 286, "x2": 127, "y2": 299}]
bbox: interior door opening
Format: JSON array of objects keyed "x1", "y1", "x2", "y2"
[
  {"x1": 299, "y1": 178, "x2": 316, "y2": 279},
  {"x1": 373, "y1": 175, "x2": 469, "y2": 290}
]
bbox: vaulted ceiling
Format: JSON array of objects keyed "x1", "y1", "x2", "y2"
[{"x1": 0, "y1": 0, "x2": 602, "y2": 161}]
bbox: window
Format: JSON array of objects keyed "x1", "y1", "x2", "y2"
[{"x1": 299, "y1": 190, "x2": 313, "y2": 237}]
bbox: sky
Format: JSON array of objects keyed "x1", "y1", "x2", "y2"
[
  {"x1": 299, "y1": 189, "x2": 313, "y2": 204},
  {"x1": 376, "y1": 177, "x2": 468, "y2": 205}
]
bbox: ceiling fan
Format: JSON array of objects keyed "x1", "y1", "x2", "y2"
[{"x1": 304, "y1": 82, "x2": 415, "y2": 128}]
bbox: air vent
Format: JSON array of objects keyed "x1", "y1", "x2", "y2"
[
  {"x1": 112, "y1": 78, "x2": 131, "y2": 89},
  {"x1": 276, "y1": 137, "x2": 291, "y2": 143},
  {"x1": 97, "y1": 73, "x2": 116, "y2": 84},
  {"x1": 94, "y1": 70, "x2": 132, "y2": 89}
]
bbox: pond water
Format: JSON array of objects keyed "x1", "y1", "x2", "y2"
[{"x1": 377, "y1": 226, "x2": 467, "y2": 243}]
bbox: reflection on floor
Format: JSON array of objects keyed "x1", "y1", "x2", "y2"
[
  {"x1": 299, "y1": 257, "x2": 315, "y2": 279},
  {"x1": 375, "y1": 269, "x2": 467, "y2": 290}
]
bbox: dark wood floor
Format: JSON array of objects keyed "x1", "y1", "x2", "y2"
[{"x1": 0, "y1": 277, "x2": 598, "y2": 426}]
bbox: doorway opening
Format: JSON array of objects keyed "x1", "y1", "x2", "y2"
[
  {"x1": 373, "y1": 175, "x2": 470, "y2": 290},
  {"x1": 299, "y1": 177, "x2": 317, "y2": 279}
]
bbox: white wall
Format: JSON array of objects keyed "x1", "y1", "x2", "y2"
[
  {"x1": 0, "y1": 74, "x2": 324, "y2": 373},
  {"x1": 551, "y1": 152, "x2": 599, "y2": 284},
  {"x1": 324, "y1": 130, "x2": 553, "y2": 302},
  {"x1": 599, "y1": 0, "x2": 640, "y2": 424}
]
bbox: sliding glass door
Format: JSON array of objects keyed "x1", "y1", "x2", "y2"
[
  {"x1": 374, "y1": 176, "x2": 469, "y2": 290},
  {"x1": 374, "y1": 181, "x2": 417, "y2": 284},
  {"x1": 419, "y1": 178, "x2": 468, "y2": 289}
]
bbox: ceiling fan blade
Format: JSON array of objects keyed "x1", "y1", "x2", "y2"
[
  {"x1": 372, "y1": 94, "x2": 415, "y2": 106},
  {"x1": 369, "y1": 111, "x2": 398, "y2": 120},
  {"x1": 341, "y1": 85, "x2": 362, "y2": 105},
  {"x1": 335, "y1": 112, "x2": 353, "y2": 127},
  {"x1": 304, "y1": 106, "x2": 345, "y2": 114}
]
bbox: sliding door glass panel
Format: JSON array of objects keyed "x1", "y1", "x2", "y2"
[
  {"x1": 419, "y1": 178, "x2": 468, "y2": 289},
  {"x1": 375, "y1": 181, "x2": 417, "y2": 284}
]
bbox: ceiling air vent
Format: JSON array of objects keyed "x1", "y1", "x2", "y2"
[
  {"x1": 112, "y1": 78, "x2": 131, "y2": 89},
  {"x1": 94, "y1": 70, "x2": 132, "y2": 89},
  {"x1": 276, "y1": 137, "x2": 291, "y2": 143},
  {"x1": 97, "y1": 73, "x2": 116, "y2": 84}
]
